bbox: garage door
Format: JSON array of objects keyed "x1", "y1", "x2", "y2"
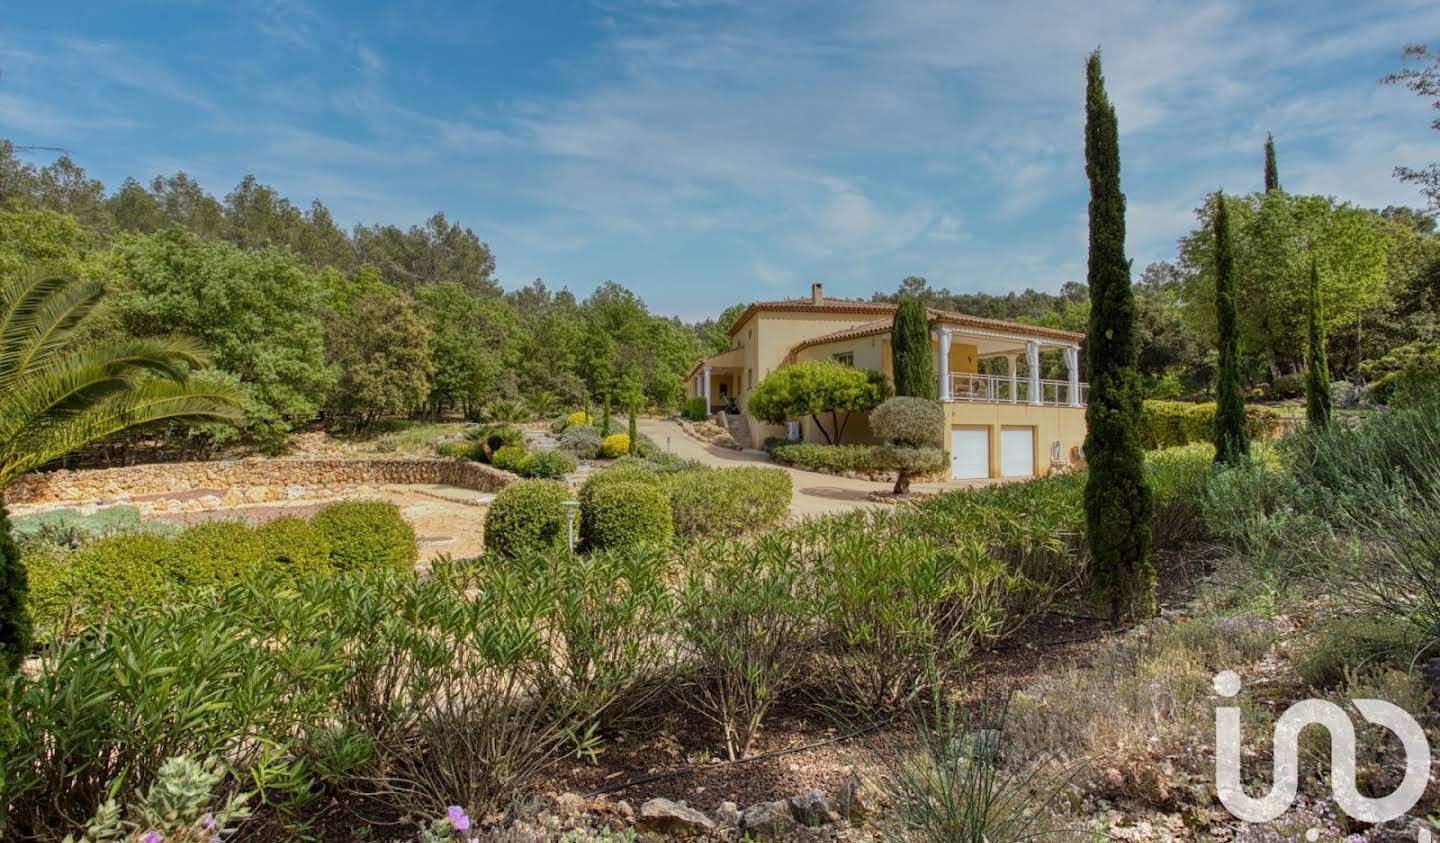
[
  {"x1": 1000, "y1": 426, "x2": 1035, "y2": 478},
  {"x1": 950, "y1": 427, "x2": 989, "y2": 480}
]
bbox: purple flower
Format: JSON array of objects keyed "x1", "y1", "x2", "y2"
[
  {"x1": 142, "y1": 832, "x2": 163, "y2": 843},
  {"x1": 446, "y1": 806, "x2": 470, "y2": 831},
  {"x1": 202, "y1": 813, "x2": 214, "y2": 830}
]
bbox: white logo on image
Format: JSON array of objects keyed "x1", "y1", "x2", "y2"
[{"x1": 1213, "y1": 670, "x2": 1433, "y2": 841}]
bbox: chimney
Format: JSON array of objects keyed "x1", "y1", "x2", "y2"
[{"x1": 811, "y1": 282, "x2": 824, "y2": 305}]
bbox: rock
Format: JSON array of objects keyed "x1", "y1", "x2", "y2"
[
  {"x1": 637, "y1": 798, "x2": 714, "y2": 836},
  {"x1": 834, "y1": 773, "x2": 886, "y2": 822},
  {"x1": 552, "y1": 791, "x2": 588, "y2": 818},
  {"x1": 790, "y1": 789, "x2": 841, "y2": 827},
  {"x1": 713, "y1": 801, "x2": 741, "y2": 828},
  {"x1": 741, "y1": 801, "x2": 798, "y2": 838}
]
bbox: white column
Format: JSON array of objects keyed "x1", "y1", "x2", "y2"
[
  {"x1": 937, "y1": 329, "x2": 952, "y2": 401},
  {"x1": 1026, "y1": 341, "x2": 1041, "y2": 405},
  {"x1": 1008, "y1": 354, "x2": 1019, "y2": 403},
  {"x1": 702, "y1": 366, "x2": 712, "y2": 408},
  {"x1": 1066, "y1": 346, "x2": 1082, "y2": 407}
]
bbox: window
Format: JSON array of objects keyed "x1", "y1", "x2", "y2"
[{"x1": 832, "y1": 352, "x2": 855, "y2": 367}]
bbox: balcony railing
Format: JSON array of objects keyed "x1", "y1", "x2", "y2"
[{"x1": 947, "y1": 373, "x2": 1087, "y2": 407}]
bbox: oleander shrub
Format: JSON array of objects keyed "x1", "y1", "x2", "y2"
[
  {"x1": 580, "y1": 480, "x2": 673, "y2": 551},
  {"x1": 676, "y1": 535, "x2": 815, "y2": 759},
  {"x1": 600, "y1": 433, "x2": 631, "y2": 459},
  {"x1": 491, "y1": 444, "x2": 529, "y2": 472},
  {"x1": 764, "y1": 438, "x2": 877, "y2": 472},
  {"x1": 484, "y1": 479, "x2": 570, "y2": 557},
  {"x1": 681, "y1": 396, "x2": 709, "y2": 422},
  {"x1": 256, "y1": 516, "x2": 334, "y2": 583},
  {"x1": 4, "y1": 594, "x2": 331, "y2": 839},
  {"x1": 311, "y1": 500, "x2": 418, "y2": 573},
  {"x1": 503, "y1": 545, "x2": 677, "y2": 737},
  {"x1": 558, "y1": 423, "x2": 603, "y2": 459},
  {"x1": 802, "y1": 510, "x2": 1023, "y2": 709},
  {"x1": 1139, "y1": 400, "x2": 1282, "y2": 449},
  {"x1": 518, "y1": 449, "x2": 578, "y2": 479},
  {"x1": 169, "y1": 521, "x2": 269, "y2": 587},
  {"x1": 661, "y1": 467, "x2": 791, "y2": 538}
]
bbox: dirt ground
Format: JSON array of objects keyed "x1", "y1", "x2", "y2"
[{"x1": 148, "y1": 483, "x2": 491, "y2": 564}]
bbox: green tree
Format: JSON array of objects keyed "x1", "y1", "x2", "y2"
[
  {"x1": 1081, "y1": 49, "x2": 1154, "y2": 626},
  {"x1": 1382, "y1": 44, "x2": 1440, "y2": 212},
  {"x1": 870, "y1": 396, "x2": 944, "y2": 494},
  {"x1": 107, "y1": 228, "x2": 333, "y2": 445},
  {"x1": 890, "y1": 296, "x2": 934, "y2": 398},
  {"x1": 1212, "y1": 192, "x2": 1250, "y2": 465},
  {"x1": 1177, "y1": 192, "x2": 1391, "y2": 377},
  {"x1": 416, "y1": 282, "x2": 519, "y2": 414},
  {"x1": 747, "y1": 360, "x2": 887, "y2": 444},
  {"x1": 0, "y1": 265, "x2": 242, "y2": 754},
  {"x1": 628, "y1": 397, "x2": 639, "y2": 456},
  {"x1": 1306, "y1": 258, "x2": 1332, "y2": 427},
  {"x1": 1264, "y1": 132, "x2": 1281, "y2": 193},
  {"x1": 327, "y1": 290, "x2": 433, "y2": 425}
]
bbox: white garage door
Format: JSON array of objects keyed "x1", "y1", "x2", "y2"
[
  {"x1": 950, "y1": 427, "x2": 990, "y2": 480},
  {"x1": 1000, "y1": 426, "x2": 1035, "y2": 478}
]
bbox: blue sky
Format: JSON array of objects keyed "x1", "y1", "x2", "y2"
[{"x1": 1, "y1": 1, "x2": 1437, "y2": 320}]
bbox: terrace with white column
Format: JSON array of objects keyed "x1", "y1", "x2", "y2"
[{"x1": 935, "y1": 324, "x2": 1086, "y2": 407}]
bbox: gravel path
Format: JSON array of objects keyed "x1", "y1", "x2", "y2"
[{"x1": 636, "y1": 418, "x2": 995, "y2": 517}]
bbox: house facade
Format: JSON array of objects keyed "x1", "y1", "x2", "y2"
[{"x1": 684, "y1": 283, "x2": 1087, "y2": 480}]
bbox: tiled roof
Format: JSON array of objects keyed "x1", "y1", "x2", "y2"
[
  {"x1": 725, "y1": 297, "x2": 896, "y2": 336},
  {"x1": 727, "y1": 296, "x2": 1084, "y2": 344}
]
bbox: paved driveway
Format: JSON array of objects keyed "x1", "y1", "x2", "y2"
[{"x1": 636, "y1": 417, "x2": 993, "y2": 517}]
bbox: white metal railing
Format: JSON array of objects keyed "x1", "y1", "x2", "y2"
[{"x1": 946, "y1": 373, "x2": 1087, "y2": 407}]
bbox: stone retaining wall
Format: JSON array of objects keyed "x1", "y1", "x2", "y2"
[{"x1": 6, "y1": 457, "x2": 513, "y2": 506}]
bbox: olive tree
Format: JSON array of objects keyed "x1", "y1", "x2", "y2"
[
  {"x1": 747, "y1": 360, "x2": 887, "y2": 445},
  {"x1": 870, "y1": 396, "x2": 944, "y2": 494}
]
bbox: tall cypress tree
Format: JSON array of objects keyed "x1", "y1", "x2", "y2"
[
  {"x1": 628, "y1": 397, "x2": 640, "y2": 455},
  {"x1": 891, "y1": 296, "x2": 934, "y2": 398},
  {"x1": 1082, "y1": 49, "x2": 1154, "y2": 625},
  {"x1": 1264, "y1": 132, "x2": 1281, "y2": 193},
  {"x1": 1212, "y1": 191, "x2": 1250, "y2": 465},
  {"x1": 1305, "y1": 258, "x2": 1332, "y2": 428}
]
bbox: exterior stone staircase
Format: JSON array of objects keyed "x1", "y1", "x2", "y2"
[{"x1": 719, "y1": 411, "x2": 752, "y2": 449}]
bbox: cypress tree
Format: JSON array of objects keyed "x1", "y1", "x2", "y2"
[
  {"x1": 1082, "y1": 49, "x2": 1154, "y2": 626},
  {"x1": 1212, "y1": 191, "x2": 1250, "y2": 465},
  {"x1": 1305, "y1": 258, "x2": 1332, "y2": 428},
  {"x1": 1263, "y1": 132, "x2": 1281, "y2": 193},
  {"x1": 0, "y1": 499, "x2": 28, "y2": 753},
  {"x1": 628, "y1": 398, "x2": 640, "y2": 455},
  {"x1": 891, "y1": 296, "x2": 934, "y2": 398},
  {"x1": 602, "y1": 394, "x2": 611, "y2": 436}
]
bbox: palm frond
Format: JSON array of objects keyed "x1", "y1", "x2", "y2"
[
  {"x1": 0, "y1": 378, "x2": 244, "y2": 484},
  {"x1": 0, "y1": 269, "x2": 106, "y2": 374}
]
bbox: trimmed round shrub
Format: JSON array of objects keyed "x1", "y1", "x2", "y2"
[
  {"x1": 600, "y1": 433, "x2": 631, "y2": 459},
  {"x1": 580, "y1": 480, "x2": 673, "y2": 551},
  {"x1": 662, "y1": 467, "x2": 791, "y2": 538},
  {"x1": 567, "y1": 410, "x2": 595, "y2": 427},
  {"x1": 491, "y1": 445, "x2": 529, "y2": 472},
  {"x1": 311, "y1": 500, "x2": 418, "y2": 573},
  {"x1": 256, "y1": 516, "x2": 333, "y2": 583},
  {"x1": 870, "y1": 396, "x2": 944, "y2": 446},
  {"x1": 169, "y1": 521, "x2": 268, "y2": 587},
  {"x1": 68, "y1": 533, "x2": 173, "y2": 616},
  {"x1": 484, "y1": 479, "x2": 571, "y2": 557},
  {"x1": 518, "y1": 449, "x2": 577, "y2": 479},
  {"x1": 559, "y1": 424, "x2": 603, "y2": 459},
  {"x1": 22, "y1": 543, "x2": 81, "y2": 636}
]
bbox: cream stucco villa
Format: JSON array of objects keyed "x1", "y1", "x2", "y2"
[{"x1": 684, "y1": 283, "x2": 1088, "y2": 480}]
